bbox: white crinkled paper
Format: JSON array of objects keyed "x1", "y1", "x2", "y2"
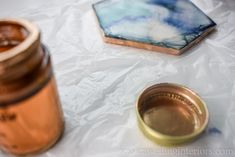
[{"x1": 0, "y1": 0, "x2": 235, "y2": 156}]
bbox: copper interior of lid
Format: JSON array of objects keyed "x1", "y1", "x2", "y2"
[
  {"x1": 0, "y1": 22, "x2": 29, "y2": 53},
  {"x1": 138, "y1": 84, "x2": 207, "y2": 137}
]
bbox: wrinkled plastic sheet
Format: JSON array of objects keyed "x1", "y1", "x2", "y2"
[{"x1": 1, "y1": 0, "x2": 235, "y2": 156}]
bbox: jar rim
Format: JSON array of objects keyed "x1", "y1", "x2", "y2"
[
  {"x1": 0, "y1": 18, "x2": 40, "y2": 59},
  {"x1": 0, "y1": 18, "x2": 40, "y2": 75},
  {"x1": 0, "y1": 18, "x2": 39, "y2": 61}
]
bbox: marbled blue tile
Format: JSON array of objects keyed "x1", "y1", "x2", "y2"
[{"x1": 93, "y1": 0, "x2": 216, "y2": 53}]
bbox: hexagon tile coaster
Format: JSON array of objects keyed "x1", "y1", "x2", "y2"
[{"x1": 92, "y1": 0, "x2": 216, "y2": 55}]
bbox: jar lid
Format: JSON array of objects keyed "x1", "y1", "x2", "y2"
[{"x1": 136, "y1": 83, "x2": 209, "y2": 146}]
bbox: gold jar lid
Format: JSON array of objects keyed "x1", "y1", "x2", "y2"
[{"x1": 136, "y1": 83, "x2": 209, "y2": 146}]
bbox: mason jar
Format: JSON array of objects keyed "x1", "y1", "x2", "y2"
[{"x1": 0, "y1": 18, "x2": 64, "y2": 155}]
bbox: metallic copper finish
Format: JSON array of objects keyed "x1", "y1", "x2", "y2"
[
  {"x1": 0, "y1": 19, "x2": 64, "y2": 155},
  {"x1": 136, "y1": 83, "x2": 209, "y2": 146}
]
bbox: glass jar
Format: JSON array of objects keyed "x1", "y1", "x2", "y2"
[{"x1": 0, "y1": 19, "x2": 64, "y2": 155}]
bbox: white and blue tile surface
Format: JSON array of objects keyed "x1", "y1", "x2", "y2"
[{"x1": 93, "y1": 0, "x2": 216, "y2": 53}]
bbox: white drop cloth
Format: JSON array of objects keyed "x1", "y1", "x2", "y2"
[{"x1": 1, "y1": 0, "x2": 235, "y2": 156}]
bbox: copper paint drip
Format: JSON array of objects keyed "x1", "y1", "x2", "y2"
[{"x1": 0, "y1": 19, "x2": 64, "y2": 155}]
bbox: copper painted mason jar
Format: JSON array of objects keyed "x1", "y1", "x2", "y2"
[{"x1": 0, "y1": 19, "x2": 64, "y2": 155}]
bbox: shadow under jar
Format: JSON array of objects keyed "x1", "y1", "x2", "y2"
[{"x1": 0, "y1": 19, "x2": 64, "y2": 155}]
